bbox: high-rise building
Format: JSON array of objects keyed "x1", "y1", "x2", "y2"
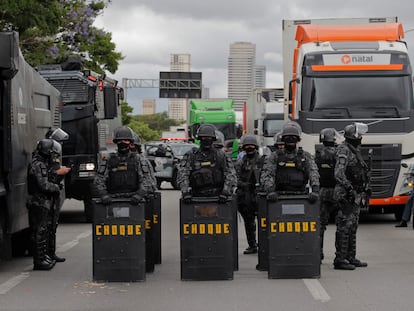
[
  {"x1": 227, "y1": 42, "x2": 256, "y2": 111},
  {"x1": 168, "y1": 54, "x2": 191, "y2": 121},
  {"x1": 142, "y1": 99, "x2": 156, "y2": 115},
  {"x1": 255, "y1": 65, "x2": 266, "y2": 88}
]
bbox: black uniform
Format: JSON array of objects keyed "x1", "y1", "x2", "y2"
[
  {"x1": 315, "y1": 144, "x2": 338, "y2": 260},
  {"x1": 236, "y1": 152, "x2": 263, "y2": 252},
  {"x1": 27, "y1": 146, "x2": 61, "y2": 270},
  {"x1": 334, "y1": 142, "x2": 369, "y2": 269},
  {"x1": 177, "y1": 147, "x2": 236, "y2": 198}
]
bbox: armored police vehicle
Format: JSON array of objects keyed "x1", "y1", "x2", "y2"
[
  {"x1": 37, "y1": 57, "x2": 121, "y2": 221},
  {"x1": 0, "y1": 32, "x2": 62, "y2": 259}
]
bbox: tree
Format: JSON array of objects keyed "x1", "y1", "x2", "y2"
[
  {"x1": 128, "y1": 120, "x2": 160, "y2": 143},
  {"x1": 121, "y1": 101, "x2": 133, "y2": 125},
  {"x1": 132, "y1": 112, "x2": 184, "y2": 132},
  {"x1": 0, "y1": 0, "x2": 123, "y2": 74}
]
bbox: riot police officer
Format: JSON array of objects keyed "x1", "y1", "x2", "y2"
[
  {"x1": 315, "y1": 128, "x2": 338, "y2": 261},
  {"x1": 273, "y1": 131, "x2": 284, "y2": 151},
  {"x1": 130, "y1": 131, "x2": 158, "y2": 194},
  {"x1": 260, "y1": 122, "x2": 320, "y2": 202},
  {"x1": 333, "y1": 122, "x2": 370, "y2": 270},
  {"x1": 45, "y1": 128, "x2": 71, "y2": 263},
  {"x1": 213, "y1": 130, "x2": 225, "y2": 149},
  {"x1": 177, "y1": 124, "x2": 236, "y2": 202},
  {"x1": 236, "y1": 134, "x2": 264, "y2": 254},
  {"x1": 94, "y1": 126, "x2": 151, "y2": 205},
  {"x1": 27, "y1": 139, "x2": 63, "y2": 270}
]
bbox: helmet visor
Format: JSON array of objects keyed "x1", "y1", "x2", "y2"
[
  {"x1": 48, "y1": 128, "x2": 69, "y2": 141},
  {"x1": 354, "y1": 122, "x2": 368, "y2": 138}
]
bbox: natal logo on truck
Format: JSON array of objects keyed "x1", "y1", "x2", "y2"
[{"x1": 323, "y1": 54, "x2": 391, "y2": 65}]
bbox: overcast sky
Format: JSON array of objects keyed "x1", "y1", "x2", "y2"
[{"x1": 95, "y1": 0, "x2": 414, "y2": 113}]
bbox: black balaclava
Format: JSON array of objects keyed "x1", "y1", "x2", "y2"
[
  {"x1": 117, "y1": 141, "x2": 131, "y2": 154},
  {"x1": 346, "y1": 137, "x2": 362, "y2": 148},
  {"x1": 283, "y1": 135, "x2": 299, "y2": 152},
  {"x1": 200, "y1": 137, "x2": 214, "y2": 150},
  {"x1": 244, "y1": 146, "x2": 257, "y2": 158}
]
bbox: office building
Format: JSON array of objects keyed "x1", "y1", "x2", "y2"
[
  {"x1": 142, "y1": 99, "x2": 156, "y2": 115},
  {"x1": 168, "y1": 54, "x2": 191, "y2": 121}
]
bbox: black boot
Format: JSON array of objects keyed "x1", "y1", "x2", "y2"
[
  {"x1": 395, "y1": 220, "x2": 407, "y2": 227},
  {"x1": 348, "y1": 258, "x2": 367, "y2": 267},
  {"x1": 48, "y1": 230, "x2": 65, "y2": 263},
  {"x1": 334, "y1": 260, "x2": 355, "y2": 270},
  {"x1": 244, "y1": 243, "x2": 258, "y2": 254},
  {"x1": 33, "y1": 240, "x2": 54, "y2": 271}
]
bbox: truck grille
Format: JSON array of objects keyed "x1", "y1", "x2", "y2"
[{"x1": 370, "y1": 167, "x2": 399, "y2": 198}]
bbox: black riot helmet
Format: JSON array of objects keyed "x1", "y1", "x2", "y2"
[
  {"x1": 196, "y1": 124, "x2": 217, "y2": 139},
  {"x1": 281, "y1": 122, "x2": 302, "y2": 151},
  {"x1": 37, "y1": 139, "x2": 58, "y2": 157},
  {"x1": 213, "y1": 130, "x2": 225, "y2": 149},
  {"x1": 273, "y1": 132, "x2": 283, "y2": 145},
  {"x1": 344, "y1": 122, "x2": 368, "y2": 147},
  {"x1": 113, "y1": 126, "x2": 134, "y2": 143},
  {"x1": 319, "y1": 128, "x2": 337, "y2": 144},
  {"x1": 131, "y1": 131, "x2": 142, "y2": 153},
  {"x1": 241, "y1": 134, "x2": 259, "y2": 148},
  {"x1": 45, "y1": 127, "x2": 69, "y2": 142}
]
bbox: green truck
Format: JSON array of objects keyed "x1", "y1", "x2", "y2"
[{"x1": 188, "y1": 99, "x2": 242, "y2": 157}]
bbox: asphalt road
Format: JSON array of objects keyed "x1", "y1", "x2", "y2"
[{"x1": 1, "y1": 183, "x2": 413, "y2": 311}]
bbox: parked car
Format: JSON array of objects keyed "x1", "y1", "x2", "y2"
[{"x1": 144, "y1": 141, "x2": 198, "y2": 189}]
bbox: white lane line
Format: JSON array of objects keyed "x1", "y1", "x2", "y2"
[
  {"x1": 0, "y1": 273, "x2": 30, "y2": 295},
  {"x1": 0, "y1": 230, "x2": 91, "y2": 295},
  {"x1": 303, "y1": 278, "x2": 331, "y2": 302},
  {"x1": 57, "y1": 230, "x2": 91, "y2": 253}
]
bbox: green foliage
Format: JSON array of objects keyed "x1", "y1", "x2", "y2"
[
  {"x1": 0, "y1": 0, "x2": 123, "y2": 73},
  {"x1": 121, "y1": 101, "x2": 133, "y2": 125},
  {"x1": 132, "y1": 112, "x2": 184, "y2": 132},
  {"x1": 128, "y1": 120, "x2": 160, "y2": 143}
]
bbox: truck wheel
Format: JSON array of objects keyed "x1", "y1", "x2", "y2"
[
  {"x1": 11, "y1": 228, "x2": 31, "y2": 257},
  {"x1": 84, "y1": 198, "x2": 94, "y2": 223}
]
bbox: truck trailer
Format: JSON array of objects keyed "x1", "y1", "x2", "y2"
[
  {"x1": 0, "y1": 32, "x2": 62, "y2": 258},
  {"x1": 283, "y1": 17, "x2": 414, "y2": 219}
]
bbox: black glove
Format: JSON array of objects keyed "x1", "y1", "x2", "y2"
[
  {"x1": 365, "y1": 187, "x2": 372, "y2": 197},
  {"x1": 101, "y1": 195, "x2": 112, "y2": 205},
  {"x1": 218, "y1": 194, "x2": 229, "y2": 203},
  {"x1": 58, "y1": 183, "x2": 64, "y2": 190},
  {"x1": 131, "y1": 194, "x2": 142, "y2": 205},
  {"x1": 308, "y1": 192, "x2": 319, "y2": 203},
  {"x1": 183, "y1": 193, "x2": 192, "y2": 204},
  {"x1": 267, "y1": 192, "x2": 278, "y2": 202}
]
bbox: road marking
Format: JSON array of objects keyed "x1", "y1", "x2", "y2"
[
  {"x1": 0, "y1": 273, "x2": 30, "y2": 295},
  {"x1": 0, "y1": 230, "x2": 91, "y2": 295},
  {"x1": 303, "y1": 279, "x2": 331, "y2": 302},
  {"x1": 57, "y1": 230, "x2": 91, "y2": 253}
]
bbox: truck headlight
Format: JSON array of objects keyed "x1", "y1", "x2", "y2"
[
  {"x1": 400, "y1": 164, "x2": 414, "y2": 195},
  {"x1": 79, "y1": 163, "x2": 95, "y2": 171}
]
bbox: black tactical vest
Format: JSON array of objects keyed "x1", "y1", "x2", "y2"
[
  {"x1": 275, "y1": 148, "x2": 307, "y2": 192},
  {"x1": 315, "y1": 145, "x2": 336, "y2": 188},
  {"x1": 107, "y1": 153, "x2": 139, "y2": 194},
  {"x1": 345, "y1": 148, "x2": 367, "y2": 192},
  {"x1": 189, "y1": 149, "x2": 224, "y2": 195}
]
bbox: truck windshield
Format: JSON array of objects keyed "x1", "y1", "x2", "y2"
[
  {"x1": 302, "y1": 75, "x2": 414, "y2": 116},
  {"x1": 263, "y1": 119, "x2": 285, "y2": 137},
  {"x1": 214, "y1": 123, "x2": 236, "y2": 140}
]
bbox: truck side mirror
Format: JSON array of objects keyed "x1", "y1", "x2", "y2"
[
  {"x1": 0, "y1": 32, "x2": 19, "y2": 80},
  {"x1": 103, "y1": 86, "x2": 118, "y2": 119},
  {"x1": 288, "y1": 78, "x2": 300, "y2": 101}
]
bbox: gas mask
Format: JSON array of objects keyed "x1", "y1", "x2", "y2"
[{"x1": 283, "y1": 136, "x2": 299, "y2": 151}]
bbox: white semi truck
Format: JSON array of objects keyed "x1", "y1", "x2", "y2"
[
  {"x1": 283, "y1": 17, "x2": 414, "y2": 219},
  {"x1": 245, "y1": 88, "x2": 285, "y2": 149}
]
